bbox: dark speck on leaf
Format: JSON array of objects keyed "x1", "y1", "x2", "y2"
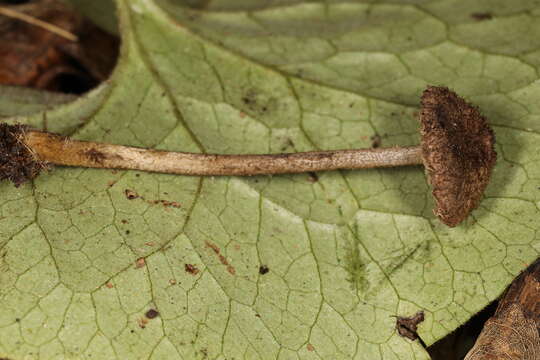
[
  {"x1": 307, "y1": 172, "x2": 318, "y2": 183},
  {"x1": 370, "y1": 134, "x2": 382, "y2": 148},
  {"x1": 145, "y1": 309, "x2": 159, "y2": 319},
  {"x1": 259, "y1": 265, "x2": 269, "y2": 275},
  {"x1": 471, "y1": 12, "x2": 493, "y2": 21},
  {"x1": 124, "y1": 189, "x2": 139, "y2": 200}
]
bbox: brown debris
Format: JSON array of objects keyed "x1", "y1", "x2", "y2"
[
  {"x1": 396, "y1": 311, "x2": 424, "y2": 341},
  {"x1": 0, "y1": 123, "x2": 44, "y2": 186},
  {"x1": 0, "y1": 0, "x2": 118, "y2": 93},
  {"x1": 124, "y1": 189, "x2": 139, "y2": 200},
  {"x1": 148, "y1": 199, "x2": 181, "y2": 208},
  {"x1": 137, "y1": 317, "x2": 148, "y2": 329},
  {"x1": 145, "y1": 309, "x2": 159, "y2": 319},
  {"x1": 206, "y1": 241, "x2": 220, "y2": 254},
  {"x1": 123, "y1": 189, "x2": 181, "y2": 208},
  {"x1": 135, "y1": 257, "x2": 145, "y2": 268},
  {"x1": 226, "y1": 265, "x2": 236, "y2": 276},
  {"x1": 184, "y1": 263, "x2": 199, "y2": 275},
  {"x1": 420, "y1": 86, "x2": 496, "y2": 227},
  {"x1": 370, "y1": 134, "x2": 382, "y2": 148},
  {"x1": 464, "y1": 259, "x2": 540, "y2": 360},
  {"x1": 259, "y1": 265, "x2": 269, "y2": 275},
  {"x1": 306, "y1": 172, "x2": 318, "y2": 183}
]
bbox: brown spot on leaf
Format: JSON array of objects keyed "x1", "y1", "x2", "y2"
[
  {"x1": 124, "y1": 189, "x2": 139, "y2": 200},
  {"x1": 137, "y1": 317, "x2": 148, "y2": 329},
  {"x1": 148, "y1": 199, "x2": 181, "y2": 208},
  {"x1": 218, "y1": 254, "x2": 228, "y2": 266},
  {"x1": 205, "y1": 241, "x2": 236, "y2": 275},
  {"x1": 206, "y1": 241, "x2": 220, "y2": 254},
  {"x1": 185, "y1": 263, "x2": 199, "y2": 275},
  {"x1": 135, "y1": 257, "x2": 145, "y2": 268},
  {"x1": 396, "y1": 311, "x2": 424, "y2": 340},
  {"x1": 307, "y1": 344, "x2": 315, "y2": 352},
  {"x1": 105, "y1": 281, "x2": 113, "y2": 289},
  {"x1": 123, "y1": 189, "x2": 181, "y2": 209},
  {"x1": 145, "y1": 309, "x2": 159, "y2": 319},
  {"x1": 370, "y1": 134, "x2": 382, "y2": 148},
  {"x1": 307, "y1": 172, "x2": 318, "y2": 183}
]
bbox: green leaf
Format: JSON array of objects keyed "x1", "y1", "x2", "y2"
[
  {"x1": 1, "y1": 0, "x2": 539, "y2": 358},
  {"x1": 0, "y1": 86, "x2": 75, "y2": 118}
]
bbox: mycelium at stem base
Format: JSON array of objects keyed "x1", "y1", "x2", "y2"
[{"x1": 0, "y1": 86, "x2": 497, "y2": 227}]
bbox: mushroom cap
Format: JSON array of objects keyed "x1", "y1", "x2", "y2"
[{"x1": 420, "y1": 86, "x2": 497, "y2": 227}]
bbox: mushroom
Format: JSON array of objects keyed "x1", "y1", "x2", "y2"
[{"x1": 0, "y1": 86, "x2": 496, "y2": 226}]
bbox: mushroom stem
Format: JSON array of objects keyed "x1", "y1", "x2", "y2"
[{"x1": 25, "y1": 130, "x2": 423, "y2": 176}]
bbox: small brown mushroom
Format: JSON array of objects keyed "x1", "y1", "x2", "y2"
[
  {"x1": 0, "y1": 86, "x2": 496, "y2": 226},
  {"x1": 420, "y1": 86, "x2": 496, "y2": 226}
]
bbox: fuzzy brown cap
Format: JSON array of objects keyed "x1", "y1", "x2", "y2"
[
  {"x1": 0, "y1": 123, "x2": 43, "y2": 186},
  {"x1": 420, "y1": 86, "x2": 497, "y2": 227}
]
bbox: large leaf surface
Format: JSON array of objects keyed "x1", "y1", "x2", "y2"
[{"x1": 1, "y1": 0, "x2": 539, "y2": 358}]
